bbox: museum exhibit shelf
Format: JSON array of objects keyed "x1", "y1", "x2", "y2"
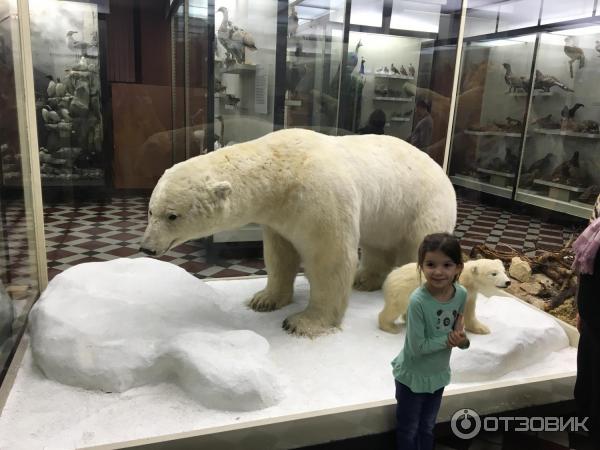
[
  {"x1": 222, "y1": 63, "x2": 257, "y2": 75},
  {"x1": 0, "y1": 276, "x2": 578, "y2": 450},
  {"x1": 516, "y1": 189, "x2": 593, "y2": 219},
  {"x1": 450, "y1": 174, "x2": 513, "y2": 198},
  {"x1": 464, "y1": 130, "x2": 523, "y2": 137},
  {"x1": 373, "y1": 96, "x2": 413, "y2": 102},
  {"x1": 373, "y1": 73, "x2": 414, "y2": 80},
  {"x1": 508, "y1": 91, "x2": 553, "y2": 97},
  {"x1": 533, "y1": 128, "x2": 600, "y2": 139}
]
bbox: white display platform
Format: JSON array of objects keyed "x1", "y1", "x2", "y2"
[{"x1": 0, "y1": 276, "x2": 577, "y2": 450}]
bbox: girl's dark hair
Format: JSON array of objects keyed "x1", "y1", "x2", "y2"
[{"x1": 417, "y1": 233, "x2": 463, "y2": 269}]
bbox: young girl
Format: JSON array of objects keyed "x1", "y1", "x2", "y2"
[{"x1": 391, "y1": 232, "x2": 470, "y2": 450}]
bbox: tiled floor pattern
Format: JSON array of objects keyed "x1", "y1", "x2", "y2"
[{"x1": 37, "y1": 195, "x2": 584, "y2": 281}]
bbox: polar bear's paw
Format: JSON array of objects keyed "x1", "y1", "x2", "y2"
[
  {"x1": 282, "y1": 310, "x2": 337, "y2": 337},
  {"x1": 378, "y1": 319, "x2": 402, "y2": 334},
  {"x1": 465, "y1": 320, "x2": 490, "y2": 335},
  {"x1": 249, "y1": 289, "x2": 292, "y2": 312},
  {"x1": 353, "y1": 270, "x2": 384, "y2": 292}
]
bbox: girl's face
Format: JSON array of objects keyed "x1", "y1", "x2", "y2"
[{"x1": 421, "y1": 250, "x2": 462, "y2": 290}]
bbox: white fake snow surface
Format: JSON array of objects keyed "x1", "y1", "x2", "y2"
[{"x1": 0, "y1": 258, "x2": 576, "y2": 450}]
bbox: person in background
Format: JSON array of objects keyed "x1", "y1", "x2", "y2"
[
  {"x1": 572, "y1": 199, "x2": 600, "y2": 447},
  {"x1": 391, "y1": 233, "x2": 470, "y2": 450},
  {"x1": 358, "y1": 109, "x2": 386, "y2": 135},
  {"x1": 408, "y1": 99, "x2": 433, "y2": 151}
]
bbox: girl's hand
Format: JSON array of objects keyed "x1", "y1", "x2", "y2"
[{"x1": 447, "y1": 330, "x2": 465, "y2": 348}]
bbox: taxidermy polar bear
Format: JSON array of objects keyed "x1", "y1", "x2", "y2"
[
  {"x1": 379, "y1": 259, "x2": 511, "y2": 335},
  {"x1": 140, "y1": 128, "x2": 456, "y2": 337}
]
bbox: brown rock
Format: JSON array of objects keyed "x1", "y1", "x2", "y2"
[
  {"x1": 509, "y1": 257, "x2": 532, "y2": 282},
  {"x1": 520, "y1": 281, "x2": 543, "y2": 296}
]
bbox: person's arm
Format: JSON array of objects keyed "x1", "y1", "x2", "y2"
[{"x1": 404, "y1": 301, "x2": 449, "y2": 355}]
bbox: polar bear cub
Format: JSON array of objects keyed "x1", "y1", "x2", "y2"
[{"x1": 379, "y1": 259, "x2": 511, "y2": 335}]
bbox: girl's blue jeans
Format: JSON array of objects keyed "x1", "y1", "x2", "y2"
[{"x1": 395, "y1": 380, "x2": 444, "y2": 450}]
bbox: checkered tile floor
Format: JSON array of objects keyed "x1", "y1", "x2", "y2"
[{"x1": 0, "y1": 194, "x2": 586, "y2": 283}]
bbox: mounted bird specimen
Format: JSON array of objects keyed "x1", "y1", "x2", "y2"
[
  {"x1": 564, "y1": 36, "x2": 585, "y2": 78},
  {"x1": 408, "y1": 63, "x2": 415, "y2": 78},
  {"x1": 288, "y1": 6, "x2": 298, "y2": 38},
  {"x1": 46, "y1": 75, "x2": 56, "y2": 97},
  {"x1": 534, "y1": 70, "x2": 573, "y2": 92},
  {"x1": 359, "y1": 58, "x2": 365, "y2": 75},
  {"x1": 527, "y1": 153, "x2": 555, "y2": 175},
  {"x1": 391, "y1": 63, "x2": 400, "y2": 74},
  {"x1": 560, "y1": 103, "x2": 584, "y2": 119},
  {"x1": 532, "y1": 114, "x2": 560, "y2": 129},
  {"x1": 400, "y1": 65, "x2": 408, "y2": 76},
  {"x1": 502, "y1": 63, "x2": 528, "y2": 93},
  {"x1": 217, "y1": 7, "x2": 257, "y2": 65},
  {"x1": 286, "y1": 63, "x2": 307, "y2": 98},
  {"x1": 347, "y1": 40, "x2": 362, "y2": 72},
  {"x1": 66, "y1": 31, "x2": 96, "y2": 57},
  {"x1": 551, "y1": 151, "x2": 584, "y2": 186},
  {"x1": 225, "y1": 94, "x2": 240, "y2": 107}
]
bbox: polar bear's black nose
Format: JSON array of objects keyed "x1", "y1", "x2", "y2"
[
  {"x1": 140, "y1": 247, "x2": 156, "y2": 256},
  {"x1": 504, "y1": 280, "x2": 511, "y2": 287}
]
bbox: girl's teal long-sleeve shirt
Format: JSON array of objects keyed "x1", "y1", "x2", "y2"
[{"x1": 392, "y1": 283, "x2": 468, "y2": 393}]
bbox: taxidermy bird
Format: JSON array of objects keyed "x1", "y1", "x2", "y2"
[
  {"x1": 561, "y1": 103, "x2": 584, "y2": 119},
  {"x1": 66, "y1": 31, "x2": 95, "y2": 57},
  {"x1": 46, "y1": 75, "x2": 56, "y2": 97},
  {"x1": 359, "y1": 57, "x2": 365, "y2": 75},
  {"x1": 225, "y1": 94, "x2": 240, "y2": 107},
  {"x1": 215, "y1": 79, "x2": 227, "y2": 93},
  {"x1": 551, "y1": 151, "x2": 583, "y2": 185},
  {"x1": 286, "y1": 63, "x2": 307, "y2": 97},
  {"x1": 54, "y1": 78, "x2": 66, "y2": 98},
  {"x1": 532, "y1": 114, "x2": 560, "y2": 129},
  {"x1": 534, "y1": 70, "x2": 573, "y2": 92},
  {"x1": 564, "y1": 36, "x2": 585, "y2": 78},
  {"x1": 391, "y1": 63, "x2": 400, "y2": 74},
  {"x1": 217, "y1": 7, "x2": 257, "y2": 65},
  {"x1": 400, "y1": 65, "x2": 408, "y2": 76},
  {"x1": 502, "y1": 63, "x2": 528, "y2": 93},
  {"x1": 527, "y1": 153, "x2": 555, "y2": 174},
  {"x1": 288, "y1": 6, "x2": 298, "y2": 38},
  {"x1": 408, "y1": 63, "x2": 415, "y2": 78},
  {"x1": 347, "y1": 40, "x2": 362, "y2": 72}
]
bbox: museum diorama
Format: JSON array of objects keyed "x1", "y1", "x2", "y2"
[{"x1": 0, "y1": 0, "x2": 593, "y2": 449}]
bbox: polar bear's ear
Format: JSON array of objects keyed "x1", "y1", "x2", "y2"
[
  {"x1": 470, "y1": 265, "x2": 478, "y2": 275},
  {"x1": 210, "y1": 181, "x2": 232, "y2": 200}
]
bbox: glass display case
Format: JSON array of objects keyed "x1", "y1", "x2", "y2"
[
  {"x1": 448, "y1": 0, "x2": 600, "y2": 218},
  {"x1": 517, "y1": 29, "x2": 600, "y2": 217},
  {"x1": 27, "y1": 0, "x2": 106, "y2": 189},
  {"x1": 0, "y1": 0, "x2": 41, "y2": 381}
]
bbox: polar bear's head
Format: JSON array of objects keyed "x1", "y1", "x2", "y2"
[
  {"x1": 140, "y1": 164, "x2": 232, "y2": 256},
  {"x1": 462, "y1": 258, "x2": 511, "y2": 294}
]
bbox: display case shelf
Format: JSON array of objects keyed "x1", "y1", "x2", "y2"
[
  {"x1": 450, "y1": 175, "x2": 513, "y2": 198},
  {"x1": 507, "y1": 91, "x2": 553, "y2": 97},
  {"x1": 390, "y1": 117, "x2": 411, "y2": 122},
  {"x1": 516, "y1": 190, "x2": 592, "y2": 219},
  {"x1": 464, "y1": 130, "x2": 523, "y2": 137},
  {"x1": 533, "y1": 128, "x2": 600, "y2": 139},
  {"x1": 223, "y1": 64, "x2": 257, "y2": 75},
  {"x1": 373, "y1": 96, "x2": 413, "y2": 102},
  {"x1": 373, "y1": 73, "x2": 414, "y2": 80},
  {"x1": 285, "y1": 99, "x2": 302, "y2": 107}
]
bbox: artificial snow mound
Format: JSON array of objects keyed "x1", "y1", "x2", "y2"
[{"x1": 29, "y1": 257, "x2": 283, "y2": 411}]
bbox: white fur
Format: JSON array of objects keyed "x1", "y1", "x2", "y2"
[
  {"x1": 379, "y1": 259, "x2": 510, "y2": 335},
  {"x1": 140, "y1": 128, "x2": 457, "y2": 336}
]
